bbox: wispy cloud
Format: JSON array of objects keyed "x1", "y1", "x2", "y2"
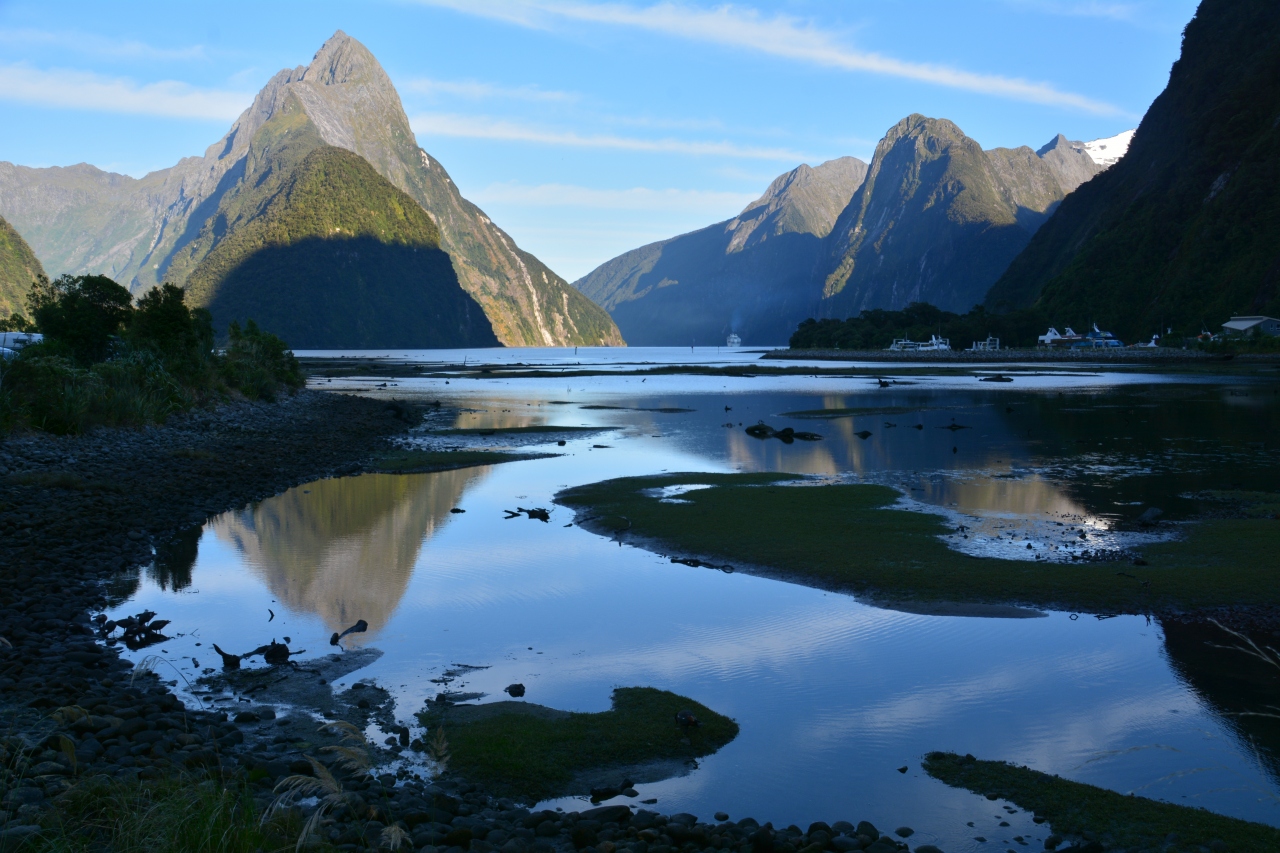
[
  {"x1": 403, "y1": 76, "x2": 579, "y2": 103},
  {"x1": 1000, "y1": 1, "x2": 1142, "y2": 23},
  {"x1": 410, "y1": 112, "x2": 810, "y2": 160},
  {"x1": 414, "y1": 0, "x2": 1126, "y2": 116},
  {"x1": 0, "y1": 64, "x2": 251, "y2": 120},
  {"x1": 471, "y1": 181, "x2": 757, "y2": 212},
  {"x1": 0, "y1": 28, "x2": 208, "y2": 61}
]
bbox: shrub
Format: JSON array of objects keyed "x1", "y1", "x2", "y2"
[
  {"x1": 28, "y1": 274, "x2": 134, "y2": 365},
  {"x1": 220, "y1": 319, "x2": 303, "y2": 401}
]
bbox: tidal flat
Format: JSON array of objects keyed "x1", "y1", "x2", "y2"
[{"x1": 8, "y1": 348, "x2": 1280, "y2": 852}]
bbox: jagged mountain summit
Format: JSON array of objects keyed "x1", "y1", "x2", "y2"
[
  {"x1": 1083, "y1": 130, "x2": 1136, "y2": 168},
  {"x1": 0, "y1": 31, "x2": 621, "y2": 347},
  {"x1": 818, "y1": 114, "x2": 1101, "y2": 317},
  {"x1": 986, "y1": 0, "x2": 1280, "y2": 339},
  {"x1": 574, "y1": 157, "x2": 868, "y2": 345},
  {"x1": 0, "y1": 214, "x2": 44, "y2": 318}
]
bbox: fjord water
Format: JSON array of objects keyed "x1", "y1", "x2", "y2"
[{"x1": 110, "y1": 350, "x2": 1280, "y2": 850}]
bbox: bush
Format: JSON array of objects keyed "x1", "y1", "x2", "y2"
[
  {"x1": 2, "y1": 276, "x2": 304, "y2": 434},
  {"x1": 0, "y1": 353, "x2": 189, "y2": 435},
  {"x1": 28, "y1": 274, "x2": 134, "y2": 365},
  {"x1": 221, "y1": 319, "x2": 303, "y2": 401},
  {"x1": 127, "y1": 283, "x2": 216, "y2": 385}
]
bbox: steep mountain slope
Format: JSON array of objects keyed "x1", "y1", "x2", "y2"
[
  {"x1": 819, "y1": 115, "x2": 1100, "y2": 316},
  {"x1": 574, "y1": 157, "x2": 867, "y2": 345},
  {"x1": 183, "y1": 145, "x2": 497, "y2": 349},
  {"x1": 985, "y1": 0, "x2": 1280, "y2": 338},
  {"x1": 0, "y1": 31, "x2": 620, "y2": 347},
  {"x1": 0, "y1": 214, "x2": 45, "y2": 317}
]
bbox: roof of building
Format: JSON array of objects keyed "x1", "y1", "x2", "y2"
[{"x1": 1222, "y1": 315, "x2": 1280, "y2": 331}]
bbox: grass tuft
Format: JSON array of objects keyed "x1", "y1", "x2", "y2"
[
  {"x1": 417, "y1": 687, "x2": 738, "y2": 802},
  {"x1": 923, "y1": 751, "x2": 1280, "y2": 851}
]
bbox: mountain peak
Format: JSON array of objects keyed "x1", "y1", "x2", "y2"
[{"x1": 303, "y1": 30, "x2": 385, "y2": 87}]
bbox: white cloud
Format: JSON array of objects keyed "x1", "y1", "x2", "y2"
[
  {"x1": 0, "y1": 63, "x2": 251, "y2": 120},
  {"x1": 415, "y1": 0, "x2": 1127, "y2": 116},
  {"x1": 1000, "y1": 1, "x2": 1142, "y2": 22},
  {"x1": 0, "y1": 28, "x2": 208, "y2": 61},
  {"x1": 403, "y1": 77, "x2": 580, "y2": 103},
  {"x1": 470, "y1": 181, "x2": 758, "y2": 212},
  {"x1": 410, "y1": 112, "x2": 811, "y2": 160}
]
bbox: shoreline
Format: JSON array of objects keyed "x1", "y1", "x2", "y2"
[{"x1": 764, "y1": 347, "x2": 1278, "y2": 364}]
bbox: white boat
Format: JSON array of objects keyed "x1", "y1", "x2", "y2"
[
  {"x1": 726, "y1": 333, "x2": 741, "y2": 347},
  {"x1": 888, "y1": 334, "x2": 950, "y2": 352},
  {"x1": 967, "y1": 336, "x2": 1000, "y2": 351}
]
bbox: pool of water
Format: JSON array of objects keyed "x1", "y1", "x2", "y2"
[{"x1": 108, "y1": 353, "x2": 1280, "y2": 851}]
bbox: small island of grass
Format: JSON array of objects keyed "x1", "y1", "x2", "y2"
[
  {"x1": 417, "y1": 687, "x2": 739, "y2": 802},
  {"x1": 555, "y1": 473, "x2": 1280, "y2": 614},
  {"x1": 923, "y1": 751, "x2": 1280, "y2": 851}
]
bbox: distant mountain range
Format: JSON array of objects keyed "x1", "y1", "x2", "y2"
[
  {"x1": 0, "y1": 214, "x2": 44, "y2": 319},
  {"x1": 576, "y1": 116, "x2": 1110, "y2": 345},
  {"x1": 986, "y1": 0, "x2": 1280, "y2": 340},
  {"x1": 574, "y1": 157, "x2": 867, "y2": 346},
  {"x1": 0, "y1": 32, "x2": 622, "y2": 348}
]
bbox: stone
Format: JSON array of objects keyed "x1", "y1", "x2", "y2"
[{"x1": 894, "y1": 827, "x2": 913, "y2": 837}]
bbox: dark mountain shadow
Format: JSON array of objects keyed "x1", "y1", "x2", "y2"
[{"x1": 205, "y1": 236, "x2": 499, "y2": 349}]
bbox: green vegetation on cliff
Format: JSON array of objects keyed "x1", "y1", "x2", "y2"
[
  {"x1": 183, "y1": 143, "x2": 498, "y2": 349},
  {"x1": 987, "y1": 0, "x2": 1280, "y2": 340},
  {"x1": 0, "y1": 214, "x2": 44, "y2": 319}
]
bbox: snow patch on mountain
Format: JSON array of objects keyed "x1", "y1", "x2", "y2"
[{"x1": 1084, "y1": 129, "x2": 1135, "y2": 168}]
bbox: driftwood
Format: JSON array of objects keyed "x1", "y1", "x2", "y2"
[
  {"x1": 329, "y1": 619, "x2": 369, "y2": 646},
  {"x1": 211, "y1": 639, "x2": 306, "y2": 669}
]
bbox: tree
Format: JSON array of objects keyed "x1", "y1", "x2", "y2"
[
  {"x1": 28, "y1": 274, "x2": 134, "y2": 365},
  {"x1": 127, "y1": 283, "x2": 215, "y2": 381}
]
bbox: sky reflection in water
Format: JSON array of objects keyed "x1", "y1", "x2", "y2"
[{"x1": 111, "y1": 359, "x2": 1280, "y2": 851}]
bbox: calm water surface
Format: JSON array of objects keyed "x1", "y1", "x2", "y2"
[{"x1": 109, "y1": 349, "x2": 1280, "y2": 852}]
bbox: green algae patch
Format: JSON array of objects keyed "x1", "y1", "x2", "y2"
[
  {"x1": 555, "y1": 474, "x2": 1280, "y2": 613},
  {"x1": 430, "y1": 425, "x2": 605, "y2": 436},
  {"x1": 418, "y1": 687, "x2": 738, "y2": 802},
  {"x1": 372, "y1": 449, "x2": 551, "y2": 473},
  {"x1": 923, "y1": 751, "x2": 1280, "y2": 851}
]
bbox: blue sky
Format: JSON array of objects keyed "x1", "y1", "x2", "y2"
[{"x1": 0, "y1": 0, "x2": 1198, "y2": 280}]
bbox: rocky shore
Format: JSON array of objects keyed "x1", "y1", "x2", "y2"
[{"x1": 0, "y1": 390, "x2": 1110, "y2": 852}]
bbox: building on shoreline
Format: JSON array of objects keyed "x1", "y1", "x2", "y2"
[{"x1": 1222, "y1": 316, "x2": 1280, "y2": 337}]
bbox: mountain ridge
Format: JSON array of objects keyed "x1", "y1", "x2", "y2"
[
  {"x1": 574, "y1": 156, "x2": 868, "y2": 345},
  {"x1": 0, "y1": 31, "x2": 621, "y2": 347},
  {"x1": 819, "y1": 114, "x2": 1100, "y2": 316}
]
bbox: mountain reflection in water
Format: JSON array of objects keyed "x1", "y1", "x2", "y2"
[{"x1": 211, "y1": 468, "x2": 481, "y2": 642}]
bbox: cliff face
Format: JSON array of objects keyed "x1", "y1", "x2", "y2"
[
  {"x1": 0, "y1": 31, "x2": 622, "y2": 347},
  {"x1": 818, "y1": 115, "x2": 1099, "y2": 316},
  {"x1": 986, "y1": 0, "x2": 1280, "y2": 338},
  {"x1": 0, "y1": 213, "x2": 45, "y2": 318},
  {"x1": 574, "y1": 157, "x2": 868, "y2": 345}
]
